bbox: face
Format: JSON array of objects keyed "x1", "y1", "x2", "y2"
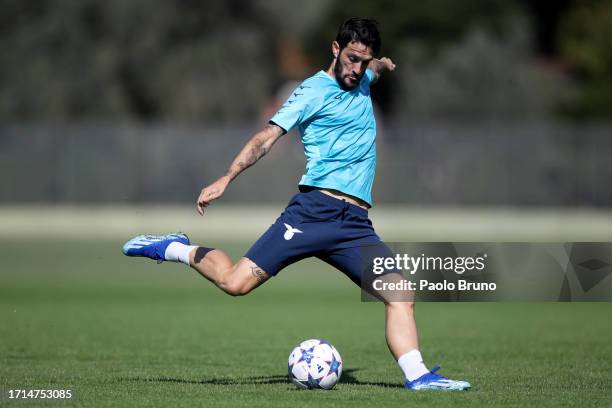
[{"x1": 332, "y1": 40, "x2": 374, "y2": 90}]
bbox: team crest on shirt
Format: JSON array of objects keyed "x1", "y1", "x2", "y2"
[{"x1": 283, "y1": 223, "x2": 303, "y2": 240}]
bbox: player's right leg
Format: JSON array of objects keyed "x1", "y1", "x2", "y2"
[
  {"x1": 122, "y1": 232, "x2": 269, "y2": 296},
  {"x1": 187, "y1": 249, "x2": 270, "y2": 296}
]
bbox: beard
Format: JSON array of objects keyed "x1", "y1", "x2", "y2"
[{"x1": 333, "y1": 60, "x2": 360, "y2": 91}]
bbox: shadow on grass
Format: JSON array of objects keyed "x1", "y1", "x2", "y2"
[{"x1": 123, "y1": 368, "x2": 403, "y2": 388}]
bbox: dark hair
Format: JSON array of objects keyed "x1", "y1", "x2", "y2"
[{"x1": 335, "y1": 17, "x2": 381, "y2": 55}]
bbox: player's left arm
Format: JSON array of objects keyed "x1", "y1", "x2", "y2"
[{"x1": 367, "y1": 57, "x2": 396, "y2": 84}]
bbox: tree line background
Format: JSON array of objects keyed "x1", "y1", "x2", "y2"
[
  {"x1": 2, "y1": 0, "x2": 611, "y2": 206},
  {"x1": 2, "y1": 0, "x2": 612, "y2": 122}
]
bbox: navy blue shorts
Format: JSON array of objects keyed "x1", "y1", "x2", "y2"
[{"x1": 244, "y1": 188, "x2": 393, "y2": 286}]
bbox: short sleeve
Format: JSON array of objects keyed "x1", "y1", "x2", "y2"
[
  {"x1": 363, "y1": 68, "x2": 376, "y2": 86},
  {"x1": 270, "y1": 83, "x2": 322, "y2": 133}
]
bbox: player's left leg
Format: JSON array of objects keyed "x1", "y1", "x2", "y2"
[
  {"x1": 320, "y1": 244, "x2": 471, "y2": 390},
  {"x1": 385, "y1": 301, "x2": 419, "y2": 358},
  {"x1": 386, "y1": 299, "x2": 470, "y2": 390}
]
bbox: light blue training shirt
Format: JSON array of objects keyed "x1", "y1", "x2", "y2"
[{"x1": 270, "y1": 69, "x2": 377, "y2": 206}]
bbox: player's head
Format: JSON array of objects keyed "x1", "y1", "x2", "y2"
[{"x1": 331, "y1": 17, "x2": 381, "y2": 90}]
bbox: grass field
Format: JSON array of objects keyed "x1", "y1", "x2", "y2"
[{"x1": 1, "y1": 237, "x2": 611, "y2": 407}]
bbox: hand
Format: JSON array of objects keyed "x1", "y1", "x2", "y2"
[
  {"x1": 196, "y1": 176, "x2": 229, "y2": 215},
  {"x1": 378, "y1": 57, "x2": 396, "y2": 72}
]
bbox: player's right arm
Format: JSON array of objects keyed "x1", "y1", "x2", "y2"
[{"x1": 196, "y1": 123, "x2": 284, "y2": 215}]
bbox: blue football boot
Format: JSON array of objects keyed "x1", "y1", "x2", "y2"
[
  {"x1": 405, "y1": 366, "x2": 471, "y2": 391},
  {"x1": 122, "y1": 233, "x2": 189, "y2": 263}
]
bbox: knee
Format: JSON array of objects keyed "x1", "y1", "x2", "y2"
[
  {"x1": 386, "y1": 301, "x2": 415, "y2": 314},
  {"x1": 219, "y1": 275, "x2": 251, "y2": 297}
]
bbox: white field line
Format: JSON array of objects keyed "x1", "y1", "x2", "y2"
[{"x1": 1, "y1": 205, "x2": 612, "y2": 242}]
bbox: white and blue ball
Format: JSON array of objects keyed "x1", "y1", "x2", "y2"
[{"x1": 288, "y1": 339, "x2": 343, "y2": 390}]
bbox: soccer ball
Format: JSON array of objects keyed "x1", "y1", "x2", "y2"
[{"x1": 287, "y1": 339, "x2": 343, "y2": 390}]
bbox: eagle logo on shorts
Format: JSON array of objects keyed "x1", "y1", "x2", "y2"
[{"x1": 283, "y1": 223, "x2": 303, "y2": 240}]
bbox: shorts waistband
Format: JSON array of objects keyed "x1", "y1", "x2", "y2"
[{"x1": 297, "y1": 188, "x2": 369, "y2": 218}]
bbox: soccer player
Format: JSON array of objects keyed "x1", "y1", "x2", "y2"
[{"x1": 123, "y1": 18, "x2": 470, "y2": 391}]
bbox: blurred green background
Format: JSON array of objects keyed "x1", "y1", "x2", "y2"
[
  {"x1": 1, "y1": 0, "x2": 612, "y2": 206},
  {"x1": 3, "y1": 0, "x2": 612, "y2": 120}
]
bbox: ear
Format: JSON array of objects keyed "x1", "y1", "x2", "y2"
[{"x1": 331, "y1": 41, "x2": 340, "y2": 59}]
